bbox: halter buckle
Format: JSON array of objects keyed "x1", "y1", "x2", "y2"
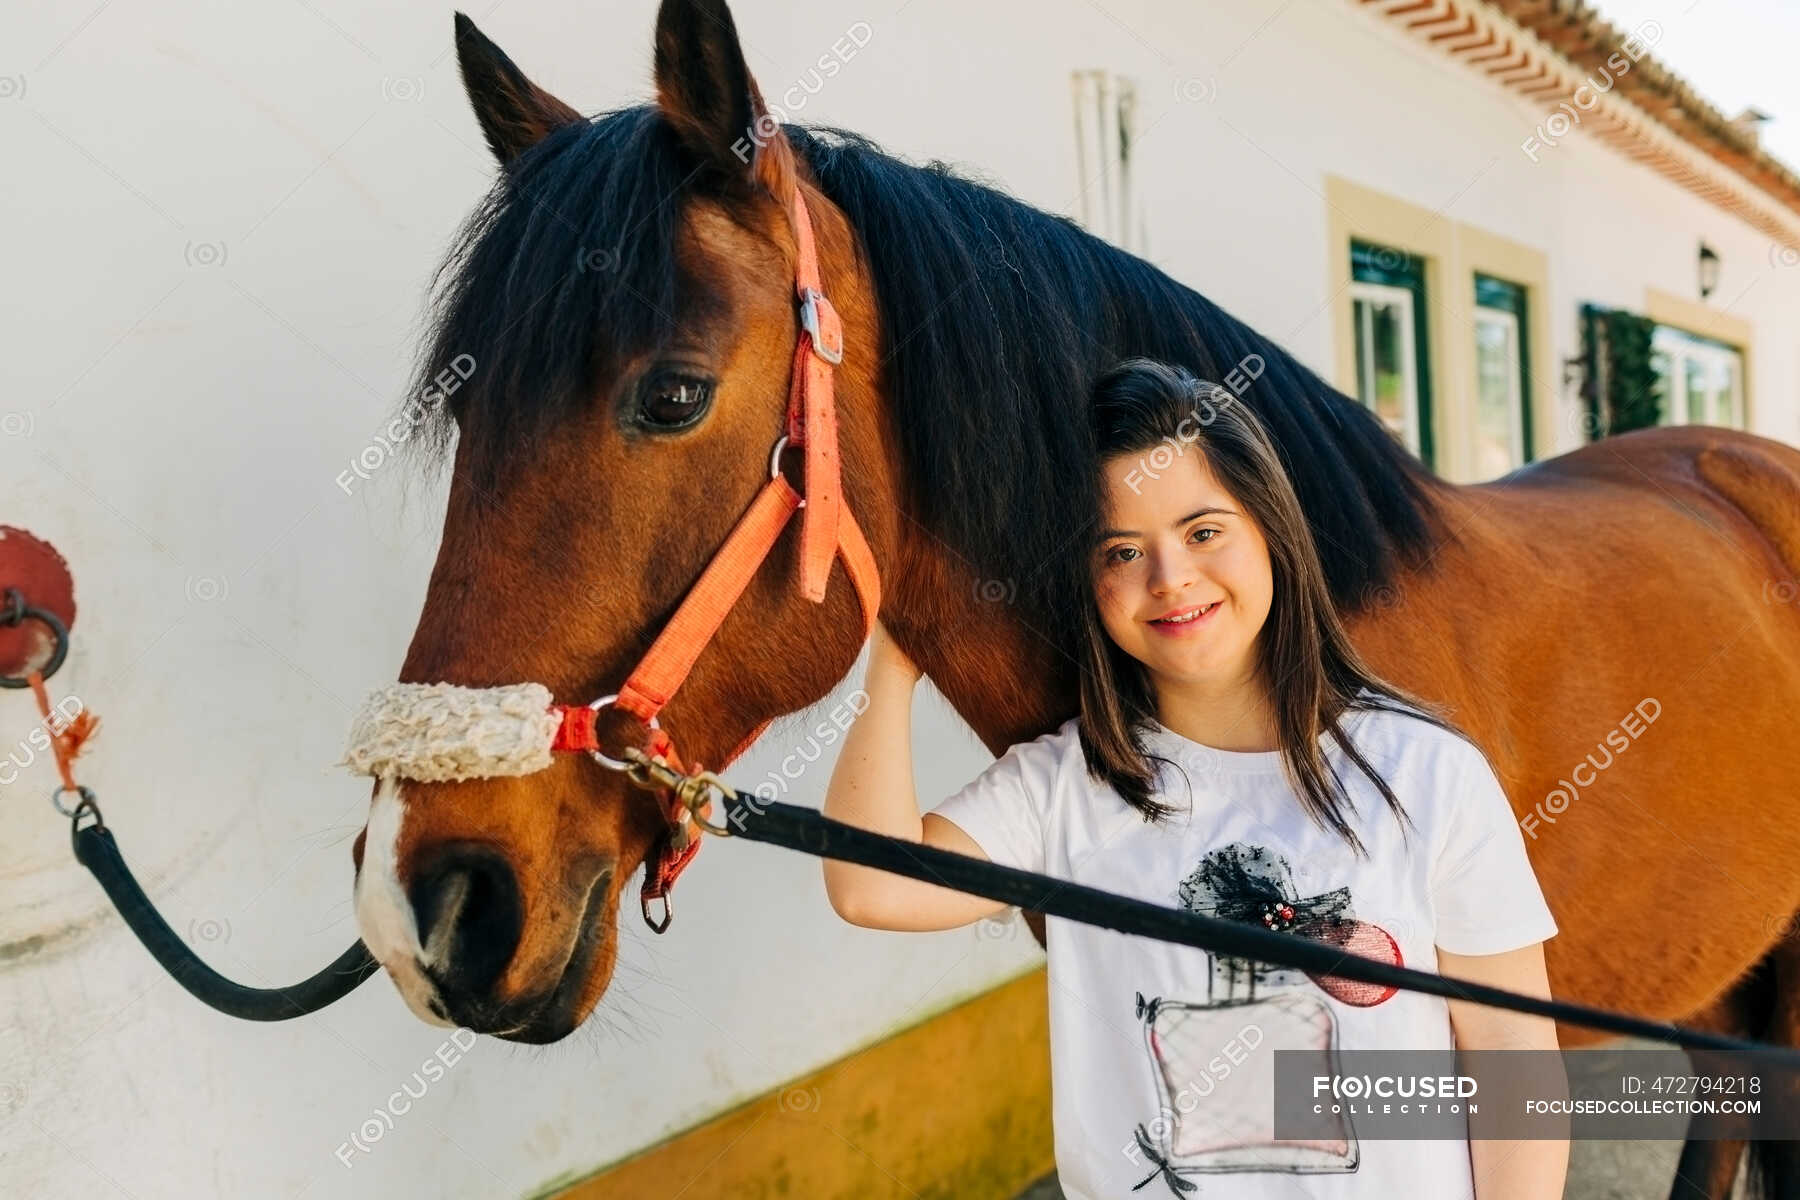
[{"x1": 798, "y1": 288, "x2": 843, "y2": 365}]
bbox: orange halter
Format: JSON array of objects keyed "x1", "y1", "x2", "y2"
[{"x1": 548, "y1": 182, "x2": 881, "y2": 929}]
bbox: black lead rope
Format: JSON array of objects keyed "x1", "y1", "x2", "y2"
[
  {"x1": 71, "y1": 816, "x2": 377, "y2": 1021},
  {"x1": 61, "y1": 788, "x2": 1800, "y2": 1071},
  {"x1": 720, "y1": 794, "x2": 1800, "y2": 1068}
]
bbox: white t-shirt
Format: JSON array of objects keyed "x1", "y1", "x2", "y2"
[{"x1": 930, "y1": 702, "x2": 1558, "y2": 1200}]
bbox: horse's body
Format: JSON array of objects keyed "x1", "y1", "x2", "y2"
[
  {"x1": 1326, "y1": 436, "x2": 1800, "y2": 1199},
  {"x1": 352, "y1": 3, "x2": 1800, "y2": 1194},
  {"x1": 1320, "y1": 433, "x2": 1800, "y2": 1038}
]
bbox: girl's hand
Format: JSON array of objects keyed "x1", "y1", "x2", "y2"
[
  {"x1": 824, "y1": 617, "x2": 1005, "y2": 932},
  {"x1": 869, "y1": 620, "x2": 922, "y2": 685}
]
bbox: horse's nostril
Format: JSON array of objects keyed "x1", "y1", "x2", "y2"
[{"x1": 409, "y1": 845, "x2": 522, "y2": 1002}]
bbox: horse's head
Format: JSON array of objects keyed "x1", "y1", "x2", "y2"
[{"x1": 349, "y1": 0, "x2": 895, "y2": 1042}]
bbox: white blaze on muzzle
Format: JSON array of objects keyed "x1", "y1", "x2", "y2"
[{"x1": 342, "y1": 682, "x2": 563, "y2": 782}]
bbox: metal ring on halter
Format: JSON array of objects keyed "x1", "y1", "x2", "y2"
[
  {"x1": 0, "y1": 587, "x2": 70, "y2": 689},
  {"x1": 769, "y1": 436, "x2": 806, "y2": 509},
  {"x1": 585, "y1": 692, "x2": 658, "y2": 772}
]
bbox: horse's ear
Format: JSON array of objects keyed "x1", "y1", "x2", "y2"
[
  {"x1": 454, "y1": 12, "x2": 584, "y2": 166},
  {"x1": 652, "y1": 0, "x2": 794, "y2": 198}
]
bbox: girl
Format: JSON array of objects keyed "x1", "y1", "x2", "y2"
[{"x1": 822, "y1": 358, "x2": 1566, "y2": 1198}]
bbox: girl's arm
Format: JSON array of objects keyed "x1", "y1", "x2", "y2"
[
  {"x1": 1438, "y1": 942, "x2": 1569, "y2": 1199},
  {"x1": 821, "y1": 623, "x2": 1011, "y2": 932}
]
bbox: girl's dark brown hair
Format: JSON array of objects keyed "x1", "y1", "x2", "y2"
[{"x1": 1073, "y1": 357, "x2": 1458, "y2": 856}]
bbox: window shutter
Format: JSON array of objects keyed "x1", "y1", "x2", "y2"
[{"x1": 1071, "y1": 70, "x2": 1148, "y2": 254}]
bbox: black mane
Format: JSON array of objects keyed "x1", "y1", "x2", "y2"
[
  {"x1": 411, "y1": 105, "x2": 1446, "y2": 625},
  {"x1": 410, "y1": 106, "x2": 690, "y2": 463}
]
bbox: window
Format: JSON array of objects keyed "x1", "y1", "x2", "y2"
[
  {"x1": 1652, "y1": 326, "x2": 1745, "y2": 428},
  {"x1": 1472, "y1": 275, "x2": 1532, "y2": 479},
  {"x1": 1350, "y1": 241, "x2": 1433, "y2": 465},
  {"x1": 1071, "y1": 70, "x2": 1147, "y2": 253}
]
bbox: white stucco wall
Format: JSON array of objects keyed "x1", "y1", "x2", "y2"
[{"x1": 4, "y1": 1, "x2": 1796, "y2": 1197}]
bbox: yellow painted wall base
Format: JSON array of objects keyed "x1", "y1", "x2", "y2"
[{"x1": 550, "y1": 968, "x2": 1053, "y2": 1200}]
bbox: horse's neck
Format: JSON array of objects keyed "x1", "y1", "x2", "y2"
[
  {"x1": 810, "y1": 193, "x2": 1079, "y2": 757},
  {"x1": 883, "y1": 525, "x2": 1079, "y2": 758}
]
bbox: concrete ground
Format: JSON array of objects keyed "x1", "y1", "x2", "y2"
[
  {"x1": 1016, "y1": 1141, "x2": 1728, "y2": 1198},
  {"x1": 1015, "y1": 1090, "x2": 1754, "y2": 1199}
]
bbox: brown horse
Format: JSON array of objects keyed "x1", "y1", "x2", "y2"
[{"x1": 351, "y1": 3, "x2": 1800, "y2": 1194}]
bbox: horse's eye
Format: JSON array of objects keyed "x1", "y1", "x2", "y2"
[{"x1": 637, "y1": 372, "x2": 713, "y2": 430}]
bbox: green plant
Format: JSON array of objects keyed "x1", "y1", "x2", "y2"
[
  {"x1": 1604, "y1": 310, "x2": 1659, "y2": 433},
  {"x1": 1579, "y1": 306, "x2": 1660, "y2": 437}
]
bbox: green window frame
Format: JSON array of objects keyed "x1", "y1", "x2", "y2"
[
  {"x1": 1472, "y1": 274, "x2": 1533, "y2": 478},
  {"x1": 1350, "y1": 240, "x2": 1434, "y2": 467}
]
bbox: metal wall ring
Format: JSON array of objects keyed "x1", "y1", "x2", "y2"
[
  {"x1": 52, "y1": 783, "x2": 96, "y2": 818},
  {"x1": 0, "y1": 588, "x2": 70, "y2": 689}
]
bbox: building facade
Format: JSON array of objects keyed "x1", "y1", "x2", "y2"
[{"x1": 4, "y1": 1, "x2": 1796, "y2": 1197}]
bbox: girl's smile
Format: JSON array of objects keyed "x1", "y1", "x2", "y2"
[{"x1": 1147, "y1": 600, "x2": 1225, "y2": 635}]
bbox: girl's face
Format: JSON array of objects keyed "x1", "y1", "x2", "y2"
[{"x1": 1091, "y1": 448, "x2": 1274, "y2": 693}]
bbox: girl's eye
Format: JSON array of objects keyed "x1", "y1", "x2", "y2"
[
  {"x1": 1100, "y1": 529, "x2": 1216, "y2": 566},
  {"x1": 637, "y1": 372, "x2": 714, "y2": 430},
  {"x1": 1103, "y1": 545, "x2": 1139, "y2": 567}
]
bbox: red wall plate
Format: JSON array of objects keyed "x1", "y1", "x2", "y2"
[{"x1": 0, "y1": 526, "x2": 76, "y2": 678}]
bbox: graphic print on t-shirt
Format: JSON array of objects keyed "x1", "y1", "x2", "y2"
[{"x1": 1130, "y1": 842, "x2": 1404, "y2": 1194}]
